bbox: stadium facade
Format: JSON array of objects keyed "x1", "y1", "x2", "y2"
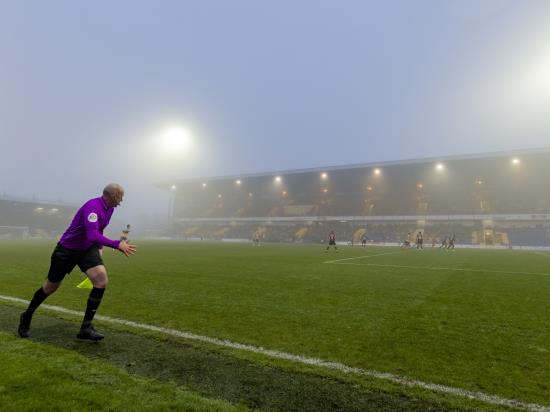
[
  {"x1": 160, "y1": 149, "x2": 550, "y2": 246},
  {"x1": 0, "y1": 195, "x2": 76, "y2": 239}
]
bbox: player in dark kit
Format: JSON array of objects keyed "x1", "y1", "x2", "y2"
[
  {"x1": 416, "y1": 231, "x2": 423, "y2": 249},
  {"x1": 439, "y1": 237, "x2": 448, "y2": 249},
  {"x1": 18, "y1": 184, "x2": 136, "y2": 341},
  {"x1": 326, "y1": 230, "x2": 338, "y2": 251},
  {"x1": 361, "y1": 234, "x2": 367, "y2": 247},
  {"x1": 447, "y1": 234, "x2": 456, "y2": 251}
]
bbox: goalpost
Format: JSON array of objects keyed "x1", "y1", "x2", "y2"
[{"x1": 0, "y1": 225, "x2": 30, "y2": 239}]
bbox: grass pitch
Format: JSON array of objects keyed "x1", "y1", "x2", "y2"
[{"x1": 1, "y1": 240, "x2": 549, "y2": 411}]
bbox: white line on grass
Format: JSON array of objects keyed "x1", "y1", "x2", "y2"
[
  {"x1": 531, "y1": 251, "x2": 550, "y2": 258},
  {"x1": 0, "y1": 294, "x2": 548, "y2": 412},
  {"x1": 323, "y1": 250, "x2": 403, "y2": 264},
  {"x1": 327, "y1": 262, "x2": 550, "y2": 277}
]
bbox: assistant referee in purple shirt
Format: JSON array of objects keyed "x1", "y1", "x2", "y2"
[{"x1": 18, "y1": 183, "x2": 137, "y2": 341}]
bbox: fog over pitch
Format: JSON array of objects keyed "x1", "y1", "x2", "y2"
[{"x1": 1, "y1": 0, "x2": 549, "y2": 220}]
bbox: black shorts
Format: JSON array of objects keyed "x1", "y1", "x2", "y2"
[
  {"x1": 329, "y1": 240, "x2": 336, "y2": 246},
  {"x1": 47, "y1": 243, "x2": 103, "y2": 283}
]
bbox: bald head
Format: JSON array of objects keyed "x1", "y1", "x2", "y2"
[{"x1": 102, "y1": 183, "x2": 124, "y2": 208}]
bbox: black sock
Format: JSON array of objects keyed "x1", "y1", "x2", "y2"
[
  {"x1": 26, "y1": 287, "x2": 48, "y2": 316},
  {"x1": 81, "y1": 287, "x2": 105, "y2": 328}
]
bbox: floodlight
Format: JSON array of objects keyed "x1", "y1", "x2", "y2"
[
  {"x1": 275, "y1": 176, "x2": 282, "y2": 183},
  {"x1": 321, "y1": 172, "x2": 328, "y2": 180},
  {"x1": 218, "y1": 194, "x2": 222, "y2": 199},
  {"x1": 202, "y1": 182, "x2": 207, "y2": 188},
  {"x1": 322, "y1": 188, "x2": 328, "y2": 193},
  {"x1": 522, "y1": 50, "x2": 550, "y2": 97},
  {"x1": 248, "y1": 192, "x2": 253, "y2": 197},
  {"x1": 171, "y1": 184, "x2": 177, "y2": 190},
  {"x1": 159, "y1": 126, "x2": 193, "y2": 155},
  {"x1": 366, "y1": 186, "x2": 373, "y2": 192},
  {"x1": 282, "y1": 190, "x2": 287, "y2": 196},
  {"x1": 417, "y1": 183, "x2": 423, "y2": 189},
  {"x1": 511, "y1": 157, "x2": 520, "y2": 165},
  {"x1": 373, "y1": 168, "x2": 381, "y2": 176},
  {"x1": 235, "y1": 180, "x2": 242, "y2": 185},
  {"x1": 435, "y1": 163, "x2": 444, "y2": 171}
]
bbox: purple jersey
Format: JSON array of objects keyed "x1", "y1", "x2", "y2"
[{"x1": 59, "y1": 197, "x2": 120, "y2": 250}]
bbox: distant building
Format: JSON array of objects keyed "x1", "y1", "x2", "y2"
[{"x1": 157, "y1": 149, "x2": 550, "y2": 246}]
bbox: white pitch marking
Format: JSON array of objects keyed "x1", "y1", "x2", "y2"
[
  {"x1": 1, "y1": 294, "x2": 548, "y2": 411},
  {"x1": 327, "y1": 262, "x2": 550, "y2": 277},
  {"x1": 323, "y1": 250, "x2": 403, "y2": 264},
  {"x1": 531, "y1": 251, "x2": 550, "y2": 258}
]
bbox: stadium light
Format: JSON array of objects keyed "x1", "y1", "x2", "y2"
[
  {"x1": 218, "y1": 194, "x2": 222, "y2": 199},
  {"x1": 282, "y1": 190, "x2": 287, "y2": 196},
  {"x1": 321, "y1": 172, "x2": 328, "y2": 180},
  {"x1": 201, "y1": 182, "x2": 207, "y2": 188},
  {"x1": 511, "y1": 157, "x2": 520, "y2": 165},
  {"x1": 50, "y1": 208, "x2": 58, "y2": 213},
  {"x1": 170, "y1": 184, "x2": 177, "y2": 190},
  {"x1": 435, "y1": 163, "x2": 445, "y2": 171},
  {"x1": 373, "y1": 168, "x2": 381, "y2": 176},
  {"x1": 416, "y1": 183, "x2": 423, "y2": 189},
  {"x1": 235, "y1": 180, "x2": 242, "y2": 186},
  {"x1": 158, "y1": 126, "x2": 193, "y2": 155},
  {"x1": 35, "y1": 207, "x2": 43, "y2": 212},
  {"x1": 366, "y1": 186, "x2": 373, "y2": 192},
  {"x1": 521, "y1": 48, "x2": 550, "y2": 98},
  {"x1": 274, "y1": 176, "x2": 282, "y2": 183},
  {"x1": 476, "y1": 179, "x2": 483, "y2": 185},
  {"x1": 322, "y1": 188, "x2": 328, "y2": 193},
  {"x1": 248, "y1": 192, "x2": 253, "y2": 197}
]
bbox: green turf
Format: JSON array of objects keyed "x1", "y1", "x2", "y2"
[
  {"x1": 1, "y1": 240, "x2": 549, "y2": 410},
  {"x1": 0, "y1": 305, "x2": 470, "y2": 411},
  {"x1": 0, "y1": 331, "x2": 245, "y2": 411}
]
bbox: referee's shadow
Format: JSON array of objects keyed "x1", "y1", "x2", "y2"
[{"x1": 1, "y1": 306, "x2": 107, "y2": 353}]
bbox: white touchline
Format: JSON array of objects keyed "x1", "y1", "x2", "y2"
[
  {"x1": 323, "y1": 250, "x2": 404, "y2": 264},
  {"x1": 327, "y1": 262, "x2": 550, "y2": 277},
  {"x1": 0, "y1": 294, "x2": 548, "y2": 412}
]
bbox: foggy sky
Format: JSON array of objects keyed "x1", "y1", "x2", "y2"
[{"x1": 1, "y1": 0, "x2": 549, "y2": 221}]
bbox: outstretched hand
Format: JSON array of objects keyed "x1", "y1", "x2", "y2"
[{"x1": 118, "y1": 240, "x2": 137, "y2": 257}]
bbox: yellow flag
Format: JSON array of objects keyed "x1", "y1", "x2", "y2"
[{"x1": 76, "y1": 277, "x2": 93, "y2": 289}]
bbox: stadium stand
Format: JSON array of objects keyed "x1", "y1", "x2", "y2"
[
  {"x1": 0, "y1": 195, "x2": 76, "y2": 239},
  {"x1": 160, "y1": 149, "x2": 550, "y2": 246}
]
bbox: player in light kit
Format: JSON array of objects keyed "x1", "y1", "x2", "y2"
[
  {"x1": 120, "y1": 224, "x2": 131, "y2": 241},
  {"x1": 325, "y1": 230, "x2": 338, "y2": 252},
  {"x1": 18, "y1": 184, "x2": 136, "y2": 341},
  {"x1": 401, "y1": 232, "x2": 412, "y2": 248},
  {"x1": 253, "y1": 231, "x2": 261, "y2": 246}
]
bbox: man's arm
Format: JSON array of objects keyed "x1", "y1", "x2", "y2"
[
  {"x1": 83, "y1": 206, "x2": 136, "y2": 256},
  {"x1": 84, "y1": 214, "x2": 120, "y2": 249}
]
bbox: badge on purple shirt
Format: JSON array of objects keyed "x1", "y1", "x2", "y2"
[{"x1": 59, "y1": 197, "x2": 120, "y2": 250}]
